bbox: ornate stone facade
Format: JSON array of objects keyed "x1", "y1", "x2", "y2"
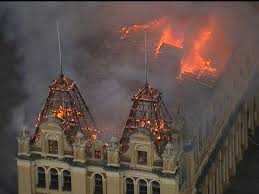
[
  {"x1": 16, "y1": 76, "x2": 185, "y2": 194},
  {"x1": 17, "y1": 114, "x2": 184, "y2": 194}
]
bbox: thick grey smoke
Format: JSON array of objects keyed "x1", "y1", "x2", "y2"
[{"x1": 1, "y1": 2, "x2": 259, "y2": 194}]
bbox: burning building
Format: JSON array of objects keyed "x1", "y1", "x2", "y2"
[
  {"x1": 12, "y1": 3, "x2": 259, "y2": 194},
  {"x1": 32, "y1": 73, "x2": 99, "y2": 145},
  {"x1": 15, "y1": 14, "x2": 223, "y2": 194},
  {"x1": 119, "y1": 15, "x2": 224, "y2": 87},
  {"x1": 16, "y1": 70, "x2": 188, "y2": 194}
]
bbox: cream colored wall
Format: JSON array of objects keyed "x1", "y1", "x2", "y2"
[
  {"x1": 71, "y1": 167, "x2": 87, "y2": 194},
  {"x1": 87, "y1": 166, "x2": 107, "y2": 194},
  {"x1": 40, "y1": 121, "x2": 65, "y2": 159},
  {"x1": 33, "y1": 159, "x2": 72, "y2": 194},
  {"x1": 128, "y1": 132, "x2": 155, "y2": 171},
  {"x1": 18, "y1": 157, "x2": 179, "y2": 194},
  {"x1": 160, "y1": 177, "x2": 178, "y2": 194},
  {"x1": 17, "y1": 159, "x2": 32, "y2": 194},
  {"x1": 106, "y1": 171, "x2": 121, "y2": 194},
  {"x1": 18, "y1": 116, "x2": 181, "y2": 194}
]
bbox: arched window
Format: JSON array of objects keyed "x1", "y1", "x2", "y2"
[
  {"x1": 138, "y1": 179, "x2": 147, "y2": 194},
  {"x1": 126, "y1": 178, "x2": 134, "y2": 194},
  {"x1": 37, "y1": 167, "x2": 46, "y2": 188},
  {"x1": 94, "y1": 174, "x2": 103, "y2": 194},
  {"x1": 49, "y1": 168, "x2": 59, "y2": 190},
  {"x1": 152, "y1": 181, "x2": 160, "y2": 194},
  {"x1": 63, "y1": 170, "x2": 71, "y2": 191}
]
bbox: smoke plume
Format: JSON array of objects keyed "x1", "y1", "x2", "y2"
[{"x1": 1, "y1": 2, "x2": 259, "y2": 194}]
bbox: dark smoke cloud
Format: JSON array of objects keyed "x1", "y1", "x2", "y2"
[
  {"x1": 0, "y1": 7, "x2": 26, "y2": 194},
  {"x1": 1, "y1": 2, "x2": 259, "y2": 194}
]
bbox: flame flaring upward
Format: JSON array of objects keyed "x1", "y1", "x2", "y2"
[
  {"x1": 155, "y1": 26, "x2": 184, "y2": 56},
  {"x1": 120, "y1": 17, "x2": 217, "y2": 79},
  {"x1": 180, "y1": 28, "x2": 216, "y2": 78}
]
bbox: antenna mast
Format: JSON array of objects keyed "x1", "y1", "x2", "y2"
[
  {"x1": 56, "y1": 19, "x2": 63, "y2": 76},
  {"x1": 145, "y1": 30, "x2": 148, "y2": 86}
]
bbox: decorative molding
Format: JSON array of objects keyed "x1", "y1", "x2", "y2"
[
  {"x1": 17, "y1": 159, "x2": 31, "y2": 167},
  {"x1": 71, "y1": 166, "x2": 86, "y2": 173},
  {"x1": 34, "y1": 159, "x2": 70, "y2": 169},
  {"x1": 135, "y1": 144, "x2": 148, "y2": 151}
]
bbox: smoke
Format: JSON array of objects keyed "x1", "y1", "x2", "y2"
[{"x1": 1, "y1": 2, "x2": 259, "y2": 194}]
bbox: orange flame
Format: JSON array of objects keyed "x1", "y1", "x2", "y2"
[
  {"x1": 53, "y1": 106, "x2": 83, "y2": 120},
  {"x1": 120, "y1": 16, "x2": 217, "y2": 79},
  {"x1": 120, "y1": 17, "x2": 168, "y2": 39},
  {"x1": 155, "y1": 26, "x2": 184, "y2": 56},
  {"x1": 180, "y1": 28, "x2": 216, "y2": 77},
  {"x1": 159, "y1": 119, "x2": 165, "y2": 129},
  {"x1": 91, "y1": 134, "x2": 97, "y2": 141}
]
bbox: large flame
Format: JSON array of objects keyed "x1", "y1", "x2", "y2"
[
  {"x1": 155, "y1": 26, "x2": 184, "y2": 55},
  {"x1": 179, "y1": 27, "x2": 216, "y2": 78},
  {"x1": 120, "y1": 16, "x2": 217, "y2": 80}
]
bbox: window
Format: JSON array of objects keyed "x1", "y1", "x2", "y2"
[
  {"x1": 94, "y1": 174, "x2": 103, "y2": 194},
  {"x1": 49, "y1": 168, "x2": 59, "y2": 190},
  {"x1": 48, "y1": 140, "x2": 58, "y2": 154},
  {"x1": 37, "y1": 167, "x2": 46, "y2": 188},
  {"x1": 126, "y1": 178, "x2": 134, "y2": 194},
  {"x1": 139, "y1": 179, "x2": 147, "y2": 194},
  {"x1": 152, "y1": 181, "x2": 160, "y2": 194},
  {"x1": 63, "y1": 170, "x2": 71, "y2": 191},
  {"x1": 137, "y1": 151, "x2": 147, "y2": 165},
  {"x1": 94, "y1": 149, "x2": 102, "y2": 159}
]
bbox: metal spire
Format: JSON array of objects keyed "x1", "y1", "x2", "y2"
[
  {"x1": 144, "y1": 31, "x2": 148, "y2": 86},
  {"x1": 56, "y1": 19, "x2": 63, "y2": 76}
]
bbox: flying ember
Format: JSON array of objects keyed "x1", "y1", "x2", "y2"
[
  {"x1": 120, "y1": 16, "x2": 217, "y2": 80},
  {"x1": 120, "y1": 17, "x2": 168, "y2": 39}
]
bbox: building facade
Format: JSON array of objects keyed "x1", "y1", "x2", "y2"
[{"x1": 17, "y1": 74, "x2": 194, "y2": 194}]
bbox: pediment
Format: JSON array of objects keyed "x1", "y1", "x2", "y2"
[
  {"x1": 39, "y1": 117, "x2": 64, "y2": 132},
  {"x1": 130, "y1": 128, "x2": 152, "y2": 142}
]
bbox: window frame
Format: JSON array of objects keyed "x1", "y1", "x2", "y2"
[
  {"x1": 48, "y1": 139, "x2": 58, "y2": 154},
  {"x1": 151, "y1": 181, "x2": 160, "y2": 194},
  {"x1": 49, "y1": 168, "x2": 59, "y2": 190},
  {"x1": 137, "y1": 151, "x2": 147, "y2": 165},
  {"x1": 126, "y1": 178, "x2": 134, "y2": 194},
  {"x1": 62, "y1": 170, "x2": 72, "y2": 191},
  {"x1": 37, "y1": 167, "x2": 46, "y2": 188},
  {"x1": 94, "y1": 174, "x2": 103, "y2": 194},
  {"x1": 94, "y1": 149, "x2": 102, "y2": 159},
  {"x1": 138, "y1": 179, "x2": 147, "y2": 194}
]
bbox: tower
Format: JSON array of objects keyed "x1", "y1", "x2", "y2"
[
  {"x1": 120, "y1": 31, "x2": 180, "y2": 156},
  {"x1": 32, "y1": 19, "x2": 99, "y2": 145},
  {"x1": 119, "y1": 83, "x2": 177, "y2": 155},
  {"x1": 32, "y1": 74, "x2": 99, "y2": 145},
  {"x1": 16, "y1": 73, "x2": 100, "y2": 194}
]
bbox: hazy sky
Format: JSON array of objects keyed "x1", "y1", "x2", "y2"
[{"x1": 1, "y1": 2, "x2": 259, "y2": 194}]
